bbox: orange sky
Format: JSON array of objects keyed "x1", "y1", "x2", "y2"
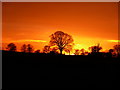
[{"x1": 2, "y1": 2, "x2": 119, "y2": 52}]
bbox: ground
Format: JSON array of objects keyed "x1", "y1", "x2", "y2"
[{"x1": 2, "y1": 51, "x2": 120, "y2": 88}]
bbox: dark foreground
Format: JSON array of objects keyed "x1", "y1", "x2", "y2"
[{"x1": 2, "y1": 51, "x2": 120, "y2": 89}]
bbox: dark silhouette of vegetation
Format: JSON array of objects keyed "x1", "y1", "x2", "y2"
[
  {"x1": 74, "y1": 49, "x2": 80, "y2": 55},
  {"x1": 49, "y1": 31, "x2": 74, "y2": 54},
  {"x1": 51, "y1": 47, "x2": 59, "y2": 54},
  {"x1": 43, "y1": 45, "x2": 50, "y2": 53},
  {"x1": 80, "y1": 48, "x2": 85, "y2": 55},
  {"x1": 21, "y1": 44, "x2": 27, "y2": 53},
  {"x1": 6, "y1": 43, "x2": 16, "y2": 52},
  {"x1": 27, "y1": 44, "x2": 34, "y2": 53},
  {"x1": 89, "y1": 44, "x2": 102, "y2": 53},
  {"x1": 113, "y1": 44, "x2": 120, "y2": 57},
  {"x1": 34, "y1": 50, "x2": 40, "y2": 53}
]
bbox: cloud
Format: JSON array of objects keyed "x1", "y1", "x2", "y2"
[
  {"x1": 11, "y1": 39, "x2": 47, "y2": 43},
  {"x1": 107, "y1": 40, "x2": 120, "y2": 43}
]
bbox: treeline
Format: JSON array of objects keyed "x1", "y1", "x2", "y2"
[{"x1": 3, "y1": 31, "x2": 120, "y2": 57}]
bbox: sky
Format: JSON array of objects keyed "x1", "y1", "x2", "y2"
[{"x1": 2, "y1": 2, "x2": 119, "y2": 52}]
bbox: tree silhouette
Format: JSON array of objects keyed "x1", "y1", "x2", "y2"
[
  {"x1": 89, "y1": 44, "x2": 102, "y2": 53},
  {"x1": 108, "y1": 49, "x2": 114, "y2": 57},
  {"x1": 74, "y1": 49, "x2": 80, "y2": 55},
  {"x1": 34, "y1": 50, "x2": 40, "y2": 53},
  {"x1": 21, "y1": 44, "x2": 27, "y2": 53},
  {"x1": 109, "y1": 49, "x2": 114, "y2": 53},
  {"x1": 43, "y1": 45, "x2": 50, "y2": 53},
  {"x1": 27, "y1": 44, "x2": 34, "y2": 53},
  {"x1": 113, "y1": 44, "x2": 120, "y2": 56},
  {"x1": 49, "y1": 31, "x2": 74, "y2": 54},
  {"x1": 6, "y1": 43, "x2": 16, "y2": 52},
  {"x1": 80, "y1": 48, "x2": 85, "y2": 55}
]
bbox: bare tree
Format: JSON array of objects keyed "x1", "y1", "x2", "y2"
[
  {"x1": 49, "y1": 31, "x2": 74, "y2": 54},
  {"x1": 6, "y1": 43, "x2": 16, "y2": 52},
  {"x1": 43, "y1": 45, "x2": 50, "y2": 53},
  {"x1": 27, "y1": 44, "x2": 34, "y2": 53},
  {"x1": 21, "y1": 44, "x2": 27, "y2": 53}
]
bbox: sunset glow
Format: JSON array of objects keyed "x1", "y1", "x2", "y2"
[{"x1": 2, "y1": 2, "x2": 118, "y2": 52}]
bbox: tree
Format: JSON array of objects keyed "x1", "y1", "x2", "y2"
[
  {"x1": 27, "y1": 44, "x2": 34, "y2": 53},
  {"x1": 6, "y1": 43, "x2": 16, "y2": 52},
  {"x1": 89, "y1": 44, "x2": 102, "y2": 53},
  {"x1": 34, "y1": 50, "x2": 40, "y2": 53},
  {"x1": 80, "y1": 48, "x2": 85, "y2": 55},
  {"x1": 74, "y1": 49, "x2": 80, "y2": 55},
  {"x1": 21, "y1": 44, "x2": 27, "y2": 53},
  {"x1": 109, "y1": 49, "x2": 114, "y2": 53},
  {"x1": 43, "y1": 45, "x2": 50, "y2": 53},
  {"x1": 113, "y1": 44, "x2": 120, "y2": 56},
  {"x1": 108, "y1": 49, "x2": 114, "y2": 57},
  {"x1": 49, "y1": 31, "x2": 74, "y2": 54}
]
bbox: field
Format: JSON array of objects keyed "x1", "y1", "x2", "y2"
[{"x1": 2, "y1": 51, "x2": 120, "y2": 88}]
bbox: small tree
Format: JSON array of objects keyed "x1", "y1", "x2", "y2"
[
  {"x1": 34, "y1": 50, "x2": 40, "y2": 53},
  {"x1": 43, "y1": 45, "x2": 50, "y2": 53},
  {"x1": 21, "y1": 44, "x2": 27, "y2": 53},
  {"x1": 89, "y1": 44, "x2": 102, "y2": 53},
  {"x1": 27, "y1": 44, "x2": 34, "y2": 53},
  {"x1": 74, "y1": 49, "x2": 80, "y2": 55},
  {"x1": 113, "y1": 44, "x2": 120, "y2": 56},
  {"x1": 6, "y1": 43, "x2": 16, "y2": 52},
  {"x1": 80, "y1": 48, "x2": 85, "y2": 55},
  {"x1": 49, "y1": 31, "x2": 74, "y2": 54}
]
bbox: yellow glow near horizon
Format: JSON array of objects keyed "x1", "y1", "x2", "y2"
[
  {"x1": 107, "y1": 40, "x2": 120, "y2": 43},
  {"x1": 11, "y1": 40, "x2": 47, "y2": 43}
]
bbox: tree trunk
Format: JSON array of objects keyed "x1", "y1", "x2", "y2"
[{"x1": 60, "y1": 49, "x2": 62, "y2": 55}]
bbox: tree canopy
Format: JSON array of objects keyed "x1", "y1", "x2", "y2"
[{"x1": 49, "y1": 31, "x2": 74, "y2": 54}]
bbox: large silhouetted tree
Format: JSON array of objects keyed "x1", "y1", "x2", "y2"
[
  {"x1": 6, "y1": 43, "x2": 16, "y2": 52},
  {"x1": 43, "y1": 45, "x2": 50, "y2": 53},
  {"x1": 21, "y1": 44, "x2": 27, "y2": 53},
  {"x1": 49, "y1": 31, "x2": 74, "y2": 54},
  {"x1": 27, "y1": 44, "x2": 34, "y2": 53}
]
